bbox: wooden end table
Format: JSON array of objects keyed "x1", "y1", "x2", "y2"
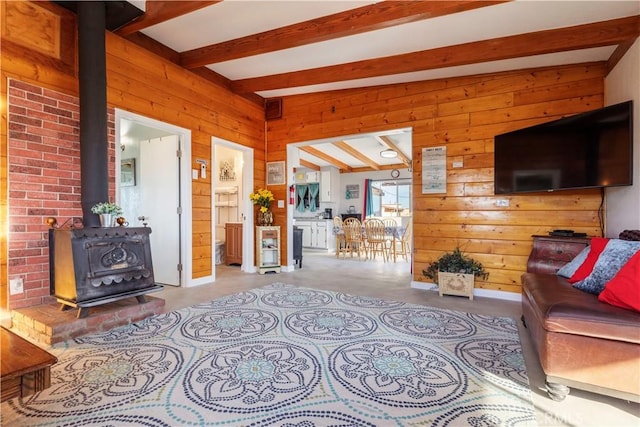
[{"x1": 1, "y1": 327, "x2": 57, "y2": 402}]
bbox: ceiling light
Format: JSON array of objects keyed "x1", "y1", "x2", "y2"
[{"x1": 380, "y1": 149, "x2": 398, "y2": 159}]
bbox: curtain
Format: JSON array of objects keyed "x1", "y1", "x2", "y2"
[
  {"x1": 308, "y1": 183, "x2": 319, "y2": 212},
  {"x1": 364, "y1": 179, "x2": 373, "y2": 217},
  {"x1": 296, "y1": 184, "x2": 307, "y2": 213}
]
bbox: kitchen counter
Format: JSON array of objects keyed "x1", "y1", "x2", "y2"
[{"x1": 294, "y1": 217, "x2": 331, "y2": 221}]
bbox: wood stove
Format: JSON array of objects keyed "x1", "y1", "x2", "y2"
[{"x1": 49, "y1": 227, "x2": 162, "y2": 318}]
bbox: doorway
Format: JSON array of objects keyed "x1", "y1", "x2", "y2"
[
  {"x1": 212, "y1": 137, "x2": 255, "y2": 277},
  {"x1": 115, "y1": 110, "x2": 194, "y2": 287},
  {"x1": 286, "y1": 128, "x2": 413, "y2": 271}
]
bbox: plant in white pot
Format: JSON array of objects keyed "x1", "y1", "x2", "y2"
[
  {"x1": 422, "y1": 247, "x2": 489, "y2": 300},
  {"x1": 91, "y1": 202, "x2": 123, "y2": 227}
]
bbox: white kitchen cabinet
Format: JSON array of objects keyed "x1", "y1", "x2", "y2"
[
  {"x1": 296, "y1": 219, "x2": 331, "y2": 249},
  {"x1": 297, "y1": 221, "x2": 313, "y2": 247},
  {"x1": 316, "y1": 221, "x2": 327, "y2": 248},
  {"x1": 306, "y1": 171, "x2": 320, "y2": 183},
  {"x1": 294, "y1": 171, "x2": 306, "y2": 183},
  {"x1": 320, "y1": 170, "x2": 331, "y2": 202}
]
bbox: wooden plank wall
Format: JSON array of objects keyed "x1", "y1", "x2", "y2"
[
  {"x1": 105, "y1": 33, "x2": 265, "y2": 278},
  {"x1": 267, "y1": 64, "x2": 606, "y2": 294},
  {"x1": 1, "y1": 1, "x2": 265, "y2": 306}
]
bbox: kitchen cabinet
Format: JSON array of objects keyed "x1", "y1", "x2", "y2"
[
  {"x1": 256, "y1": 226, "x2": 281, "y2": 274},
  {"x1": 295, "y1": 219, "x2": 330, "y2": 249},
  {"x1": 295, "y1": 171, "x2": 320, "y2": 183},
  {"x1": 297, "y1": 220, "x2": 313, "y2": 247},
  {"x1": 306, "y1": 171, "x2": 320, "y2": 183},
  {"x1": 320, "y1": 170, "x2": 331, "y2": 202},
  {"x1": 316, "y1": 221, "x2": 328, "y2": 248},
  {"x1": 225, "y1": 222, "x2": 243, "y2": 265}
]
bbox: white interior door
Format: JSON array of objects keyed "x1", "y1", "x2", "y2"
[{"x1": 140, "y1": 135, "x2": 181, "y2": 286}]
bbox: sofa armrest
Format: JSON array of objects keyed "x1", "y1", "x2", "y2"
[{"x1": 521, "y1": 273, "x2": 640, "y2": 343}]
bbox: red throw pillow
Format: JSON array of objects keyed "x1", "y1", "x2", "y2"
[
  {"x1": 598, "y1": 250, "x2": 640, "y2": 312},
  {"x1": 568, "y1": 237, "x2": 609, "y2": 283}
]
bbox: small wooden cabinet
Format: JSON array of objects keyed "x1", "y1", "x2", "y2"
[
  {"x1": 225, "y1": 222, "x2": 243, "y2": 266},
  {"x1": 1, "y1": 327, "x2": 57, "y2": 402},
  {"x1": 256, "y1": 226, "x2": 281, "y2": 274},
  {"x1": 527, "y1": 235, "x2": 590, "y2": 274}
]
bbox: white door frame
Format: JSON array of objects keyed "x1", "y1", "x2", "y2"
[
  {"x1": 212, "y1": 137, "x2": 255, "y2": 277},
  {"x1": 115, "y1": 109, "x2": 195, "y2": 287}
]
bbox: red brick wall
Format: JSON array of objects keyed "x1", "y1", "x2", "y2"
[{"x1": 7, "y1": 79, "x2": 115, "y2": 309}]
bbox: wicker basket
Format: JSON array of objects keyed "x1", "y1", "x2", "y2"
[{"x1": 438, "y1": 271, "x2": 474, "y2": 300}]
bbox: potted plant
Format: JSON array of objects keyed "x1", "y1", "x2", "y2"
[
  {"x1": 249, "y1": 188, "x2": 275, "y2": 226},
  {"x1": 422, "y1": 247, "x2": 489, "y2": 300},
  {"x1": 91, "y1": 202, "x2": 123, "y2": 227}
]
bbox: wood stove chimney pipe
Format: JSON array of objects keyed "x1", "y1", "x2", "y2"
[{"x1": 77, "y1": 1, "x2": 108, "y2": 227}]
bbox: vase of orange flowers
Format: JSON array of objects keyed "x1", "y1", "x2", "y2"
[{"x1": 249, "y1": 188, "x2": 275, "y2": 226}]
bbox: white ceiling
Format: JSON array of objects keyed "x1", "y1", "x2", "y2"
[
  {"x1": 117, "y1": 0, "x2": 639, "y2": 171},
  {"x1": 138, "y1": 1, "x2": 638, "y2": 97}
]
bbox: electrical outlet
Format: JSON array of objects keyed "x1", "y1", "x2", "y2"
[
  {"x1": 9, "y1": 278, "x2": 23, "y2": 295},
  {"x1": 496, "y1": 199, "x2": 510, "y2": 207}
]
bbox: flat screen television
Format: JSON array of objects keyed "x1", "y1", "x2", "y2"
[{"x1": 494, "y1": 100, "x2": 633, "y2": 194}]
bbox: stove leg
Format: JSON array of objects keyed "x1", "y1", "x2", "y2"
[
  {"x1": 76, "y1": 307, "x2": 89, "y2": 319},
  {"x1": 136, "y1": 295, "x2": 147, "y2": 304}
]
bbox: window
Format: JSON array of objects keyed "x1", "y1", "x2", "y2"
[{"x1": 371, "y1": 179, "x2": 411, "y2": 217}]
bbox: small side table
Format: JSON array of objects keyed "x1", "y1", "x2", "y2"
[
  {"x1": 527, "y1": 235, "x2": 590, "y2": 274},
  {"x1": 256, "y1": 226, "x2": 281, "y2": 274},
  {"x1": 1, "y1": 327, "x2": 57, "y2": 402}
]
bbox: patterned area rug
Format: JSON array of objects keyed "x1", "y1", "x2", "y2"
[{"x1": 2, "y1": 284, "x2": 536, "y2": 426}]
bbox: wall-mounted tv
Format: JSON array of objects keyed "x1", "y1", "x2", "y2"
[{"x1": 494, "y1": 100, "x2": 633, "y2": 194}]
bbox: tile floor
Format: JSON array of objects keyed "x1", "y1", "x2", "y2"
[{"x1": 157, "y1": 250, "x2": 640, "y2": 427}]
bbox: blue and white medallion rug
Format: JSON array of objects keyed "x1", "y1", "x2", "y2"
[{"x1": 1, "y1": 284, "x2": 537, "y2": 426}]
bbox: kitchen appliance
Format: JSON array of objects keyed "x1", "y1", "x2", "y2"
[{"x1": 323, "y1": 208, "x2": 333, "y2": 219}]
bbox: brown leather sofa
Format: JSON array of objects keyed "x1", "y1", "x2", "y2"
[{"x1": 521, "y1": 271, "x2": 640, "y2": 402}]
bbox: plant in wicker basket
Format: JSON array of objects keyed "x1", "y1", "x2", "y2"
[
  {"x1": 423, "y1": 247, "x2": 489, "y2": 300},
  {"x1": 423, "y1": 247, "x2": 489, "y2": 281}
]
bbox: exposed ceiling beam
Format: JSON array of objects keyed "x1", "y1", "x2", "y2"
[
  {"x1": 299, "y1": 146, "x2": 353, "y2": 172},
  {"x1": 299, "y1": 159, "x2": 320, "y2": 171},
  {"x1": 606, "y1": 36, "x2": 638, "y2": 75},
  {"x1": 333, "y1": 141, "x2": 381, "y2": 170},
  {"x1": 116, "y1": 1, "x2": 221, "y2": 36},
  {"x1": 231, "y1": 15, "x2": 640, "y2": 93},
  {"x1": 377, "y1": 136, "x2": 411, "y2": 166},
  {"x1": 180, "y1": 0, "x2": 509, "y2": 69}
]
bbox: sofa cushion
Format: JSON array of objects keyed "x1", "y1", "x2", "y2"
[
  {"x1": 573, "y1": 239, "x2": 640, "y2": 295},
  {"x1": 556, "y1": 245, "x2": 590, "y2": 278},
  {"x1": 567, "y1": 237, "x2": 609, "y2": 283},
  {"x1": 522, "y1": 272, "x2": 640, "y2": 344},
  {"x1": 599, "y1": 251, "x2": 640, "y2": 312}
]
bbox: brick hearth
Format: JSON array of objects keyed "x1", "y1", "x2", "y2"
[{"x1": 10, "y1": 297, "x2": 165, "y2": 345}]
